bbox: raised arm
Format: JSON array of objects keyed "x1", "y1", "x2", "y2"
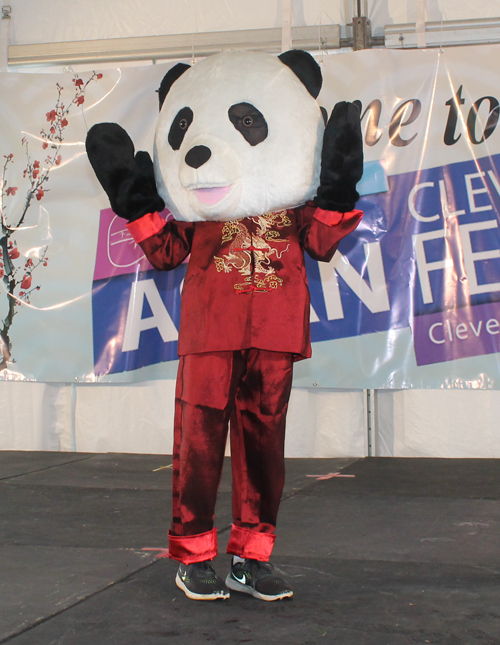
[
  {"x1": 86, "y1": 122, "x2": 193, "y2": 270},
  {"x1": 298, "y1": 101, "x2": 364, "y2": 261}
]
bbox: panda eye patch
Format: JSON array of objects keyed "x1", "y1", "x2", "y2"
[
  {"x1": 168, "y1": 107, "x2": 193, "y2": 150},
  {"x1": 228, "y1": 103, "x2": 268, "y2": 146}
]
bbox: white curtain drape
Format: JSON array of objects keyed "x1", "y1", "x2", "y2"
[
  {"x1": 0, "y1": 382, "x2": 367, "y2": 457},
  {"x1": 3, "y1": 383, "x2": 500, "y2": 458}
]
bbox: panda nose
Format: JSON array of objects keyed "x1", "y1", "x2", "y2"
[{"x1": 185, "y1": 145, "x2": 212, "y2": 169}]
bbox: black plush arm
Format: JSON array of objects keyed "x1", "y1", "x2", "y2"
[
  {"x1": 86, "y1": 123, "x2": 164, "y2": 222},
  {"x1": 314, "y1": 101, "x2": 363, "y2": 213}
]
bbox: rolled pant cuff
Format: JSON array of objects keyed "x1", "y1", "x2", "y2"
[
  {"x1": 226, "y1": 525, "x2": 276, "y2": 562},
  {"x1": 168, "y1": 528, "x2": 218, "y2": 564}
]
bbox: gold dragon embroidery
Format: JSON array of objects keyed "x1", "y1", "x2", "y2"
[{"x1": 214, "y1": 210, "x2": 292, "y2": 293}]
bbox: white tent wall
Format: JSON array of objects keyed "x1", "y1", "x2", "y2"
[
  {"x1": 74, "y1": 385, "x2": 367, "y2": 457},
  {"x1": 2, "y1": 0, "x2": 500, "y2": 458},
  {"x1": 0, "y1": 382, "x2": 73, "y2": 451},
  {"x1": 3, "y1": 382, "x2": 500, "y2": 458},
  {"x1": 376, "y1": 390, "x2": 500, "y2": 458}
]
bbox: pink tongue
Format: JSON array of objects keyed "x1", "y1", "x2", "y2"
[{"x1": 195, "y1": 186, "x2": 230, "y2": 205}]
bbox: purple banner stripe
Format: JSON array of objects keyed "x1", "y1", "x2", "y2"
[{"x1": 413, "y1": 301, "x2": 500, "y2": 366}]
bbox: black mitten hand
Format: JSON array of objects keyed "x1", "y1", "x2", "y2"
[
  {"x1": 314, "y1": 101, "x2": 363, "y2": 213},
  {"x1": 86, "y1": 123, "x2": 164, "y2": 222}
]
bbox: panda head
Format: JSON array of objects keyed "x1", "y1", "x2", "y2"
[{"x1": 153, "y1": 49, "x2": 324, "y2": 222}]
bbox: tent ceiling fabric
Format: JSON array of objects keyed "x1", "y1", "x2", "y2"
[
  {"x1": 5, "y1": 0, "x2": 349, "y2": 45},
  {"x1": 5, "y1": 0, "x2": 499, "y2": 48}
]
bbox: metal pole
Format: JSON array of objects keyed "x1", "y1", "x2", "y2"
[
  {"x1": 366, "y1": 389, "x2": 376, "y2": 457},
  {"x1": 351, "y1": 0, "x2": 372, "y2": 50}
]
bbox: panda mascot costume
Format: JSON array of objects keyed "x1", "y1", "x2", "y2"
[{"x1": 86, "y1": 49, "x2": 363, "y2": 602}]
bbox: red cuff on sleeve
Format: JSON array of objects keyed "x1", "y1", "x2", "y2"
[
  {"x1": 313, "y1": 208, "x2": 363, "y2": 228},
  {"x1": 126, "y1": 211, "x2": 166, "y2": 244}
]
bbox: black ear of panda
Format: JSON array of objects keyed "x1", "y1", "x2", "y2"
[
  {"x1": 157, "y1": 63, "x2": 191, "y2": 110},
  {"x1": 278, "y1": 50, "x2": 322, "y2": 99}
]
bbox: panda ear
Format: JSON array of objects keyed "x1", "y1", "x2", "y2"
[
  {"x1": 157, "y1": 63, "x2": 191, "y2": 110},
  {"x1": 278, "y1": 50, "x2": 322, "y2": 99}
]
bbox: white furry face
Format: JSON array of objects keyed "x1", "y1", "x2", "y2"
[{"x1": 154, "y1": 50, "x2": 324, "y2": 222}]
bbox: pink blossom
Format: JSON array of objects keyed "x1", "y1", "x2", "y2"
[
  {"x1": 36, "y1": 188, "x2": 44, "y2": 201},
  {"x1": 21, "y1": 275, "x2": 32, "y2": 290},
  {"x1": 74, "y1": 96, "x2": 85, "y2": 106},
  {"x1": 6, "y1": 186, "x2": 17, "y2": 196},
  {"x1": 9, "y1": 248, "x2": 20, "y2": 260},
  {"x1": 46, "y1": 110, "x2": 57, "y2": 123}
]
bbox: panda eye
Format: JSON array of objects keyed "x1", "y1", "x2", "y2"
[
  {"x1": 168, "y1": 107, "x2": 193, "y2": 150},
  {"x1": 228, "y1": 102, "x2": 268, "y2": 146}
]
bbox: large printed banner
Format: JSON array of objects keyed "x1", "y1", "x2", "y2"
[{"x1": 2, "y1": 45, "x2": 500, "y2": 387}]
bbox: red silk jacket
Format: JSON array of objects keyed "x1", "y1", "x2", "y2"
[{"x1": 127, "y1": 203, "x2": 362, "y2": 360}]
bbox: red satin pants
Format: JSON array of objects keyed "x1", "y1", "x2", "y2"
[{"x1": 168, "y1": 349, "x2": 294, "y2": 564}]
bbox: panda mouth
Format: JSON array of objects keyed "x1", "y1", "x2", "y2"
[{"x1": 194, "y1": 185, "x2": 231, "y2": 205}]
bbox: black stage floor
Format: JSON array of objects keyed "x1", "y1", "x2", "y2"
[{"x1": 1, "y1": 453, "x2": 500, "y2": 644}]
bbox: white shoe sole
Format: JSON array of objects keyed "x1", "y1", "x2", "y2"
[
  {"x1": 175, "y1": 572, "x2": 230, "y2": 600},
  {"x1": 225, "y1": 575, "x2": 293, "y2": 601}
]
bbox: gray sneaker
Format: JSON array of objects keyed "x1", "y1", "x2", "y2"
[
  {"x1": 226, "y1": 559, "x2": 293, "y2": 601},
  {"x1": 176, "y1": 561, "x2": 230, "y2": 600}
]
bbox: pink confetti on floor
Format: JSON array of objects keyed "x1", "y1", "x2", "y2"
[
  {"x1": 141, "y1": 547, "x2": 170, "y2": 558},
  {"x1": 306, "y1": 472, "x2": 356, "y2": 480}
]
